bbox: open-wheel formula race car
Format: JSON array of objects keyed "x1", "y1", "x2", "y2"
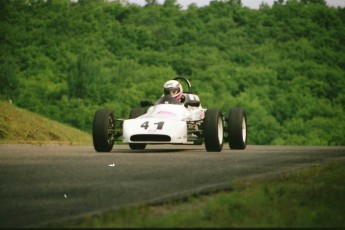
[{"x1": 92, "y1": 77, "x2": 247, "y2": 152}]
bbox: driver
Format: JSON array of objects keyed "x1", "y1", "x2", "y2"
[{"x1": 163, "y1": 80, "x2": 185, "y2": 102}]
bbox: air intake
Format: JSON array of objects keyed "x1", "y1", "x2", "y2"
[{"x1": 130, "y1": 135, "x2": 171, "y2": 142}]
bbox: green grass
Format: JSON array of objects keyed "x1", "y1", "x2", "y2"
[
  {"x1": 0, "y1": 100, "x2": 92, "y2": 145},
  {"x1": 47, "y1": 160, "x2": 345, "y2": 228}
]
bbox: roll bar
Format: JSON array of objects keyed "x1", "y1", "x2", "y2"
[{"x1": 173, "y1": 76, "x2": 192, "y2": 94}]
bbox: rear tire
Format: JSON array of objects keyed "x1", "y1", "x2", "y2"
[
  {"x1": 228, "y1": 108, "x2": 247, "y2": 150},
  {"x1": 92, "y1": 109, "x2": 115, "y2": 152},
  {"x1": 204, "y1": 109, "x2": 224, "y2": 152},
  {"x1": 128, "y1": 108, "x2": 147, "y2": 150}
]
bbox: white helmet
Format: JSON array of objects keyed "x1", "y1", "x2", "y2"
[{"x1": 163, "y1": 80, "x2": 183, "y2": 100}]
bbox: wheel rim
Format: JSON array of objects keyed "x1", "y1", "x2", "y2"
[
  {"x1": 242, "y1": 117, "x2": 246, "y2": 143},
  {"x1": 107, "y1": 116, "x2": 115, "y2": 144},
  {"x1": 218, "y1": 117, "x2": 224, "y2": 144}
]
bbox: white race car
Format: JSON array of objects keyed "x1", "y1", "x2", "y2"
[{"x1": 92, "y1": 77, "x2": 247, "y2": 152}]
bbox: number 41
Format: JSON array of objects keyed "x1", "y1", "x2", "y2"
[{"x1": 141, "y1": 121, "x2": 164, "y2": 130}]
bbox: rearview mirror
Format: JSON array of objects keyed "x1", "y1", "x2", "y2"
[{"x1": 140, "y1": 100, "x2": 154, "y2": 107}]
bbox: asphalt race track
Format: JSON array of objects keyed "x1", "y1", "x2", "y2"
[{"x1": 0, "y1": 144, "x2": 344, "y2": 227}]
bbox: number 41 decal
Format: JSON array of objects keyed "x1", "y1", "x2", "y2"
[{"x1": 141, "y1": 121, "x2": 164, "y2": 130}]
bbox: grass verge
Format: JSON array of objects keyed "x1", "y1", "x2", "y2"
[
  {"x1": 46, "y1": 160, "x2": 345, "y2": 228},
  {"x1": 0, "y1": 100, "x2": 91, "y2": 145}
]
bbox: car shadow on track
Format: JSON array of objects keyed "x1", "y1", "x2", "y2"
[{"x1": 111, "y1": 148, "x2": 197, "y2": 154}]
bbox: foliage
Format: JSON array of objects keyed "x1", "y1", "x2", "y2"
[{"x1": 1, "y1": 0, "x2": 344, "y2": 145}]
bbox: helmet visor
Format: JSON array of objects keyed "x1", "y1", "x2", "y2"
[{"x1": 164, "y1": 87, "x2": 180, "y2": 96}]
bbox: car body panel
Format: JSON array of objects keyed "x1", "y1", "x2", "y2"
[
  {"x1": 123, "y1": 117, "x2": 188, "y2": 144},
  {"x1": 123, "y1": 102, "x2": 204, "y2": 144}
]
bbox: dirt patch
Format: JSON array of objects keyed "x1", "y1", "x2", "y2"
[
  {"x1": 0, "y1": 129, "x2": 8, "y2": 139},
  {"x1": 47, "y1": 132, "x2": 61, "y2": 141},
  {"x1": 26, "y1": 131, "x2": 35, "y2": 140}
]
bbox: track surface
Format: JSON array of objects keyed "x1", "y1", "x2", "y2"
[{"x1": 0, "y1": 144, "x2": 344, "y2": 227}]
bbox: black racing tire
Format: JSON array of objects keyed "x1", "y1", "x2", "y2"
[
  {"x1": 92, "y1": 109, "x2": 115, "y2": 152},
  {"x1": 228, "y1": 108, "x2": 247, "y2": 150},
  {"x1": 128, "y1": 108, "x2": 147, "y2": 150},
  {"x1": 204, "y1": 109, "x2": 224, "y2": 152}
]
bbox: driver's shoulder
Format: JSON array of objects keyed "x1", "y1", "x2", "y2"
[
  {"x1": 183, "y1": 93, "x2": 200, "y2": 102},
  {"x1": 182, "y1": 93, "x2": 202, "y2": 108}
]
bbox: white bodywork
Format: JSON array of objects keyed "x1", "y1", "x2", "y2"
[{"x1": 123, "y1": 95, "x2": 205, "y2": 144}]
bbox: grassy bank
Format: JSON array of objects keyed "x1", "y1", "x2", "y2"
[
  {"x1": 47, "y1": 160, "x2": 345, "y2": 228},
  {"x1": 0, "y1": 100, "x2": 92, "y2": 145}
]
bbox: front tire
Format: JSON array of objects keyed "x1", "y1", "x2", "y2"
[
  {"x1": 128, "y1": 108, "x2": 147, "y2": 150},
  {"x1": 204, "y1": 109, "x2": 224, "y2": 152},
  {"x1": 92, "y1": 109, "x2": 115, "y2": 152},
  {"x1": 228, "y1": 108, "x2": 247, "y2": 150}
]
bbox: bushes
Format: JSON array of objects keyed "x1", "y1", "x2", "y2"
[{"x1": 1, "y1": 0, "x2": 344, "y2": 145}]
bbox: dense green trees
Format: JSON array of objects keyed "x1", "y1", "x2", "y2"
[{"x1": 1, "y1": 0, "x2": 344, "y2": 145}]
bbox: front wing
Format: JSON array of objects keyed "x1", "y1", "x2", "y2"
[{"x1": 123, "y1": 118, "x2": 188, "y2": 144}]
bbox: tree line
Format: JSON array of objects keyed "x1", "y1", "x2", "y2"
[{"x1": 1, "y1": 0, "x2": 344, "y2": 145}]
